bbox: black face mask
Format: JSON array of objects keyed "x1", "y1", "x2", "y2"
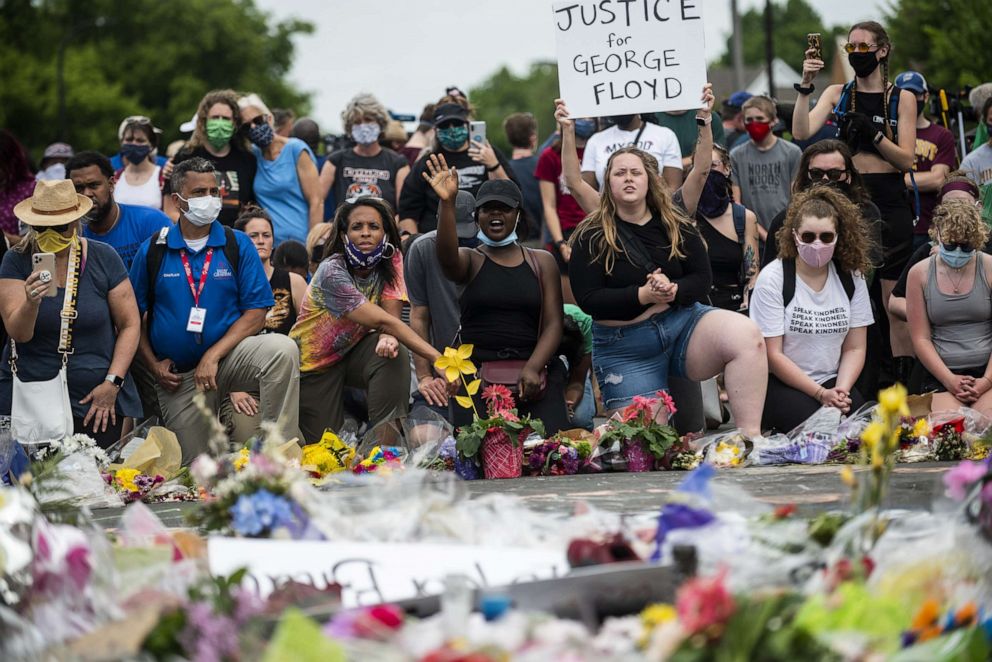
[
  {"x1": 848, "y1": 51, "x2": 880, "y2": 78},
  {"x1": 697, "y1": 171, "x2": 732, "y2": 218},
  {"x1": 613, "y1": 114, "x2": 636, "y2": 129}
]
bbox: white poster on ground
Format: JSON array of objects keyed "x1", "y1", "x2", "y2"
[
  {"x1": 209, "y1": 537, "x2": 568, "y2": 608},
  {"x1": 553, "y1": 0, "x2": 707, "y2": 117}
]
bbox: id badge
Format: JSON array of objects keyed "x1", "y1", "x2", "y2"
[{"x1": 187, "y1": 307, "x2": 207, "y2": 334}]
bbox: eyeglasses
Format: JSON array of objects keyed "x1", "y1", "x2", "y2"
[
  {"x1": 941, "y1": 241, "x2": 975, "y2": 252},
  {"x1": 843, "y1": 42, "x2": 878, "y2": 53},
  {"x1": 808, "y1": 168, "x2": 847, "y2": 182},
  {"x1": 797, "y1": 231, "x2": 836, "y2": 244}
]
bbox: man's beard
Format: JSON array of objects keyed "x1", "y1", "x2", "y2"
[{"x1": 85, "y1": 200, "x2": 111, "y2": 225}]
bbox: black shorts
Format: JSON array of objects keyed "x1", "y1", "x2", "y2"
[
  {"x1": 918, "y1": 364, "x2": 987, "y2": 394},
  {"x1": 862, "y1": 172, "x2": 915, "y2": 281}
]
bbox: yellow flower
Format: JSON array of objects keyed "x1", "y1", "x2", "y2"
[
  {"x1": 911, "y1": 418, "x2": 931, "y2": 438},
  {"x1": 840, "y1": 465, "x2": 856, "y2": 487},
  {"x1": 878, "y1": 383, "x2": 910, "y2": 417},
  {"x1": 234, "y1": 448, "x2": 250, "y2": 472},
  {"x1": 641, "y1": 603, "x2": 677, "y2": 626},
  {"x1": 434, "y1": 344, "x2": 477, "y2": 383},
  {"x1": 115, "y1": 468, "x2": 141, "y2": 492},
  {"x1": 861, "y1": 421, "x2": 886, "y2": 449},
  {"x1": 301, "y1": 444, "x2": 337, "y2": 475}
]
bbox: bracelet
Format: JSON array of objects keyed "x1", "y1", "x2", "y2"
[
  {"x1": 873, "y1": 131, "x2": 885, "y2": 145},
  {"x1": 554, "y1": 239, "x2": 566, "y2": 247},
  {"x1": 814, "y1": 386, "x2": 824, "y2": 402},
  {"x1": 695, "y1": 115, "x2": 711, "y2": 126},
  {"x1": 794, "y1": 83, "x2": 815, "y2": 95},
  {"x1": 486, "y1": 162, "x2": 500, "y2": 172}
]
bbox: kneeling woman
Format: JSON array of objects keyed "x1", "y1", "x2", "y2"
[
  {"x1": 749, "y1": 187, "x2": 875, "y2": 432},
  {"x1": 568, "y1": 146, "x2": 767, "y2": 436},
  {"x1": 906, "y1": 199, "x2": 992, "y2": 416},
  {"x1": 290, "y1": 197, "x2": 443, "y2": 442},
  {"x1": 424, "y1": 155, "x2": 569, "y2": 434}
]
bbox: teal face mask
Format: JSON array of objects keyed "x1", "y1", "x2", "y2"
[{"x1": 437, "y1": 125, "x2": 469, "y2": 150}]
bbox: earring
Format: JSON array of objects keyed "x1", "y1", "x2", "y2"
[{"x1": 382, "y1": 242, "x2": 396, "y2": 258}]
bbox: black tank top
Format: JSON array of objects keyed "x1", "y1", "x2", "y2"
[
  {"x1": 459, "y1": 254, "x2": 541, "y2": 360},
  {"x1": 263, "y1": 267, "x2": 297, "y2": 335},
  {"x1": 697, "y1": 218, "x2": 742, "y2": 289},
  {"x1": 851, "y1": 90, "x2": 899, "y2": 157}
]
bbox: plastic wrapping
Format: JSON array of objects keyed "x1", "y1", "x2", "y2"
[
  {"x1": 750, "y1": 407, "x2": 840, "y2": 465},
  {"x1": 35, "y1": 452, "x2": 122, "y2": 510}
]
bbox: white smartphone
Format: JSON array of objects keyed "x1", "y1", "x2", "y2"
[
  {"x1": 31, "y1": 253, "x2": 58, "y2": 297},
  {"x1": 470, "y1": 121, "x2": 487, "y2": 145}
]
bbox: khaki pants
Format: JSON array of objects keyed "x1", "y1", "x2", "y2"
[
  {"x1": 299, "y1": 332, "x2": 410, "y2": 443},
  {"x1": 157, "y1": 334, "x2": 301, "y2": 463}
]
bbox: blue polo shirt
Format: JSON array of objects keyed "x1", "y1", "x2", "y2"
[
  {"x1": 83, "y1": 203, "x2": 172, "y2": 270},
  {"x1": 129, "y1": 222, "x2": 274, "y2": 371}
]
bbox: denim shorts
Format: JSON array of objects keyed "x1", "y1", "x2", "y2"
[{"x1": 591, "y1": 302, "x2": 714, "y2": 411}]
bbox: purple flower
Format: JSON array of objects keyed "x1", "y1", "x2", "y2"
[
  {"x1": 944, "y1": 461, "x2": 990, "y2": 501},
  {"x1": 454, "y1": 456, "x2": 479, "y2": 480},
  {"x1": 230, "y1": 489, "x2": 294, "y2": 536},
  {"x1": 178, "y1": 601, "x2": 240, "y2": 662},
  {"x1": 438, "y1": 436, "x2": 457, "y2": 461}
]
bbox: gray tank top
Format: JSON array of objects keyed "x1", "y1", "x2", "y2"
[{"x1": 924, "y1": 256, "x2": 992, "y2": 370}]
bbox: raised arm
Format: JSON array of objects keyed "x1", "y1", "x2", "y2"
[
  {"x1": 554, "y1": 99, "x2": 601, "y2": 214},
  {"x1": 423, "y1": 154, "x2": 474, "y2": 283},
  {"x1": 792, "y1": 47, "x2": 837, "y2": 140},
  {"x1": 677, "y1": 83, "x2": 716, "y2": 217}
]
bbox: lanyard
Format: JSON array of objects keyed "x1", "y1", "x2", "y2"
[{"x1": 179, "y1": 248, "x2": 213, "y2": 307}]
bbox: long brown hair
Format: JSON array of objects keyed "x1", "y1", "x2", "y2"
[
  {"x1": 776, "y1": 187, "x2": 875, "y2": 274},
  {"x1": 793, "y1": 139, "x2": 870, "y2": 205},
  {"x1": 187, "y1": 89, "x2": 245, "y2": 151},
  {"x1": 570, "y1": 146, "x2": 692, "y2": 274}
]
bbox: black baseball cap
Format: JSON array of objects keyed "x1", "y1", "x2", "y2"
[
  {"x1": 433, "y1": 103, "x2": 469, "y2": 126},
  {"x1": 475, "y1": 179, "x2": 522, "y2": 209},
  {"x1": 435, "y1": 190, "x2": 479, "y2": 238}
]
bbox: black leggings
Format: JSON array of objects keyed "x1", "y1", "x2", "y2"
[
  {"x1": 73, "y1": 416, "x2": 125, "y2": 449},
  {"x1": 761, "y1": 374, "x2": 865, "y2": 434}
]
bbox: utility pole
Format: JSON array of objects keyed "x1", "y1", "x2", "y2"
[
  {"x1": 763, "y1": 0, "x2": 775, "y2": 97},
  {"x1": 731, "y1": 0, "x2": 744, "y2": 90}
]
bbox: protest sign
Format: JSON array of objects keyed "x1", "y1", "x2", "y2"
[
  {"x1": 208, "y1": 538, "x2": 568, "y2": 608},
  {"x1": 553, "y1": 0, "x2": 707, "y2": 117}
]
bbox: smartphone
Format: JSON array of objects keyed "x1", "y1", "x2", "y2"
[
  {"x1": 807, "y1": 33, "x2": 823, "y2": 61},
  {"x1": 31, "y1": 253, "x2": 57, "y2": 297},
  {"x1": 470, "y1": 121, "x2": 487, "y2": 146}
]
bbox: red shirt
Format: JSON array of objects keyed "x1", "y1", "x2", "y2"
[
  {"x1": 535, "y1": 145, "x2": 587, "y2": 233},
  {"x1": 912, "y1": 122, "x2": 958, "y2": 234}
]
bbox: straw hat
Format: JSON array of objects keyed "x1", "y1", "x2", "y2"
[{"x1": 13, "y1": 180, "x2": 93, "y2": 227}]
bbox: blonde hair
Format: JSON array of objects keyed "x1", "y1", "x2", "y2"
[
  {"x1": 929, "y1": 198, "x2": 989, "y2": 248},
  {"x1": 742, "y1": 95, "x2": 776, "y2": 120},
  {"x1": 341, "y1": 93, "x2": 389, "y2": 133},
  {"x1": 306, "y1": 222, "x2": 334, "y2": 262},
  {"x1": 238, "y1": 93, "x2": 272, "y2": 118},
  {"x1": 570, "y1": 146, "x2": 692, "y2": 274}
]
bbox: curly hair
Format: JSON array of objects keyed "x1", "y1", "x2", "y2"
[
  {"x1": 341, "y1": 93, "x2": 390, "y2": 134},
  {"x1": 928, "y1": 198, "x2": 989, "y2": 248},
  {"x1": 569, "y1": 146, "x2": 693, "y2": 274},
  {"x1": 188, "y1": 89, "x2": 244, "y2": 151},
  {"x1": 775, "y1": 186, "x2": 875, "y2": 274}
]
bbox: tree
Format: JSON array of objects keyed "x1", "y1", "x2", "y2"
[
  {"x1": 886, "y1": 0, "x2": 992, "y2": 91},
  {"x1": 718, "y1": 0, "x2": 843, "y2": 70},
  {"x1": 0, "y1": 0, "x2": 313, "y2": 159},
  {"x1": 469, "y1": 62, "x2": 560, "y2": 155}
]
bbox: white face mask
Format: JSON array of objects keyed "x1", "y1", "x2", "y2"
[{"x1": 177, "y1": 194, "x2": 222, "y2": 226}]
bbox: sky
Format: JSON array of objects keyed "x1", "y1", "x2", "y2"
[{"x1": 254, "y1": 0, "x2": 887, "y2": 133}]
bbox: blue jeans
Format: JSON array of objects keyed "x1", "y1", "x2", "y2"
[
  {"x1": 570, "y1": 375, "x2": 595, "y2": 430},
  {"x1": 592, "y1": 303, "x2": 714, "y2": 411}
]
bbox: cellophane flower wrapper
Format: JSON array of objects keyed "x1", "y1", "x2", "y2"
[
  {"x1": 34, "y1": 447, "x2": 123, "y2": 510},
  {"x1": 751, "y1": 407, "x2": 839, "y2": 465},
  {"x1": 405, "y1": 406, "x2": 456, "y2": 469}
]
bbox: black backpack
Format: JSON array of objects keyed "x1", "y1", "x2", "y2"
[
  {"x1": 143, "y1": 225, "x2": 241, "y2": 314},
  {"x1": 781, "y1": 257, "x2": 855, "y2": 308}
]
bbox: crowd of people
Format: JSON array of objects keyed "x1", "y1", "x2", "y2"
[{"x1": 2, "y1": 19, "x2": 992, "y2": 461}]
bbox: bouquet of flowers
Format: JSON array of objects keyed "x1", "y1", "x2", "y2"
[
  {"x1": 352, "y1": 446, "x2": 405, "y2": 475},
  {"x1": 300, "y1": 429, "x2": 357, "y2": 480},
  {"x1": 931, "y1": 415, "x2": 967, "y2": 461},
  {"x1": 456, "y1": 384, "x2": 545, "y2": 480},
  {"x1": 597, "y1": 391, "x2": 681, "y2": 472},
  {"x1": 944, "y1": 458, "x2": 992, "y2": 542},
  {"x1": 104, "y1": 468, "x2": 164, "y2": 504},
  {"x1": 526, "y1": 438, "x2": 583, "y2": 476}
]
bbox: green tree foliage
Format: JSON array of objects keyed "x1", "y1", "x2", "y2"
[
  {"x1": 0, "y1": 0, "x2": 313, "y2": 159},
  {"x1": 718, "y1": 0, "x2": 843, "y2": 70},
  {"x1": 886, "y1": 0, "x2": 992, "y2": 91},
  {"x1": 469, "y1": 62, "x2": 560, "y2": 155}
]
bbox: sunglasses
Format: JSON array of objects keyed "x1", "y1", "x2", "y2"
[
  {"x1": 843, "y1": 42, "x2": 878, "y2": 53},
  {"x1": 796, "y1": 231, "x2": 836, "y2": 244},
  {"x1": 941, "y1": 241, "x2": 975, "y2": 252},
  {"x1": 436, "y1": 120, "x2": 465, "y2": 130},
  {"x1": 808, "y1": 168, "x2": 847, "y2": 182},
  {"x1": 241, "y1": 115, "x2": 268, "y2": 130}
]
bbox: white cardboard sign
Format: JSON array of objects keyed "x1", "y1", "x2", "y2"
[
  {"x1": 208, "y1": 538, "x2": 568, "y2": 608},
  {"x1": 553, "y1": 0, "x2": 708, "y2": 117}
]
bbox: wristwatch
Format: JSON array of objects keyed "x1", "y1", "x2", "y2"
[
  {"x1": 105, "y1": 374, "x2": 124, "y2": 389},
  {"x1": 695, "y1": 115, "x2": 711, "y2": 126},
  {"x1": 486, "y1": 162, "x2": 501, "y2": 172}
]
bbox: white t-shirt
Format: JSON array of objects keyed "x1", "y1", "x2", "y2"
[
  {"x1": 749, "y1": 259, "x2": 874, "y2": 384},
  {"x1": 581, "y1": 123, "x2": 683, "y2": 187}
]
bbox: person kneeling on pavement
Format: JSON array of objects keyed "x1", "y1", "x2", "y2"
[{"x1": 129, "y1": 157, "x2": 301, "y2": 461}]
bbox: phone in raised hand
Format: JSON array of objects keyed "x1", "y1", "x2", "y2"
[{"x1": 807, "y1": 33, "x2": 822, "y2": 61}]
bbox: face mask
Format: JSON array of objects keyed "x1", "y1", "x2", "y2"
[
  {"x1": 794, "y1": 231, "x2": 837, "y2": 269},
  {"x1": 351, "y1": 122, "x2": 381, "y2": 145},
  {"x1": 248, "y1": 122, "x2": 275, "y2": 148},
  {"x1": 437, "y1": 125, "x2": 469, "y2": 151},
  {"x1": 121, "y1": 143, "x2": 152, "y2": 165},
  {"x1": 476, "y1": 212, "x2": 520, "y2": 248},
  {"x1": 177, "y1": 194, "x2": 222, "y2": 227},
  {"x1": 848, "y1": 51, "x2": 881, "y2": 78},
  {"x1": 206, "y1": 118, "x2": 235, "y2": 149},
  {"x1": 745, "y1": 121, "x2": 772, "y2": 143},
  {"x1": 574, "y1": 119, "x2": 597, "y2": 139},
  {"x1": 939, "y1": 242, "x2": 974, "y2": 269},
  {"x1": 37, "y1": 163, "x2": 66, "y2": 181},
  {"x1": 36, "y1": 229, "x2": 76, "y2": 254},
  {"x1": 613, "y1": 115, "x2": 636, "y2": 129},
  {"x1": 697, "y1": 170, "x2": 732, "y2": 218},
  {"x1": 344, "y1": 236, "x2": 390, "y2": 269}
]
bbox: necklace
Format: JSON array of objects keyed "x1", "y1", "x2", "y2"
[{"x1": 944, "y1": 264, "x2": 969, "y2": 293}]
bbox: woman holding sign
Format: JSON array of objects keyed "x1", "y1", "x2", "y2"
[
  {"x1": 792, "y1": 21, "x2": 917, "y2": 385},
  {"x1": 559, "y1": 89, "x2": 768, "y2": 438}
]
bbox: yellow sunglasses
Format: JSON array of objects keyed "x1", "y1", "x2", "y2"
[{"x1": 843, "y1": 42, "x2": 878, "y2": 54}]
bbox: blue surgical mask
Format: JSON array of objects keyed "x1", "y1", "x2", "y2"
[
  {"x1": 476, "y1": 212, "x2": 520, "y2": 248},
  {"x1": 437, "y1": 125, "x2": 469, "y2": 151},
  {"x1": 939, "y1": 242, "x2": 975, "y2": 269},
  {"x1": 574, "y1": 119, "x2": 597, "y2": 139}
]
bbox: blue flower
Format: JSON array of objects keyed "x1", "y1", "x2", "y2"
[
  {"x1": 439, "y1": 436, "x2": 458, "y2": 461},
  {"x1": 650, "y1": 503, "x2": 716, "y2": 562},
  {"x1": 230, "y1": 489, "x2": 294, "y2": 537}
]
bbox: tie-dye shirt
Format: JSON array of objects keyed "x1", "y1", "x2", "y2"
[{"x1": 290, "y1": 252, "x2": 407, "y2": 373}]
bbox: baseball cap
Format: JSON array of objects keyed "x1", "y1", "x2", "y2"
[
  {"x1": 179, "y1": 113, "x2": 198, "y2": 133},
  {"x1": 42, "y1": 142, "x2": 74, "y2": 160},
  {"x1": 475, "y1": 179, "x2": 522, "y2": 210},
  {"x1": 433, "y1": 103, "x2": 469, "y2": 126},
  {"x1": 436, "y1": 190, "x2": 479, "y2": 238},
  {"x1": 895, "y1": 71, "x2": 928, "y2": 94},
  {"x1": 724, "y1": 91, "x2": 753, "y2": 109}
]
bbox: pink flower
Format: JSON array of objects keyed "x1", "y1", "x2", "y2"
[
  {"x1": 944, "y1": 460, "x2": 989, "y2": 501},
  {"x1": 675, "y1": 569, "x2": 735, "y2": 635},
  {"x1": 482, "y1": 384, "x2": 515, "y2": 414},
  {"x1": 623, "y1": 395, "x2": 658, "y2": 422},
  {"x1": 657, "y1": 390, "x2": 678, "y2": 416}
]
